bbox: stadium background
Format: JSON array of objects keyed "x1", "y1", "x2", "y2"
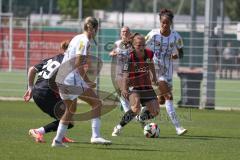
[
  {"x1": 0, "y1": 1, "x2": 240, "y2": 160},
  {"x1": 0, "y1": 15, "x2": 240, "y2": 110}
]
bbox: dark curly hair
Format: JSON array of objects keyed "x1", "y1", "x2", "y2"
[{"x1": 159, "y1": 8, "x2": 174, "y2": 23}]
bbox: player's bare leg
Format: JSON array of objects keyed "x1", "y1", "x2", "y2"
[{"x1": 79, "y1": 88, "x2": 112, "y2": 145}]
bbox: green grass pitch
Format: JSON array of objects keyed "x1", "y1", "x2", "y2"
[
  {"x1": 1, "y1": 71, "x2": 240, "y2": 109},
  {"x1": 0, "y1": 101, "x2": 240, "y2": 160}
]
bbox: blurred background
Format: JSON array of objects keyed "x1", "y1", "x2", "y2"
[{"x1": 0, "y1": 0, "x2": 240, "y2": 110}]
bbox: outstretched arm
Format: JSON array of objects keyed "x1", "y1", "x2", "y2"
[
  {"x1": 121, "y1": 59, "x2": 130, "y2": 99},
  {"x1": 121, "y1": 72, "x2": 129, "y2": 99},
  {"x1": 23, "y1": 66, "x2": 37, "y2": 102}
]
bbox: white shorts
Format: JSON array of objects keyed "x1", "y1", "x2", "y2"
[
  {"x1": 60, "y1": 93, "x2": 79, "y2": 101},
  {"x1": 58, "y1": 69, "x2": 91, "y2": 100},
  {"x1": 57, "y1": 83, "x2": 89, "y2": 100}
]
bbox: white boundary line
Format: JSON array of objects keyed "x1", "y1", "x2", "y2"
[{"x1": 0, "y1": 96, "x2": 240, "y2": 111}]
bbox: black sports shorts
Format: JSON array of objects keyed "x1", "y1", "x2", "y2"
[
  {"x1": 131, "y1": 87, "x2": 157, "y2": 106},
  {"x1": 32, "y1": 88, "x2": 65, "y2": 119}
]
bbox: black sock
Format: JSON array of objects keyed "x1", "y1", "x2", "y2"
[
  {"x1": 43, "y1": 120, "x2": 74, "y2": 133},
  {"x1": 68, "y1": 123, "x2": 74, "y2": 129},
  {"x1": 139, "y1": 110, "x2": 154, "y2": 121},
  {"x1": 119, "y1": 110, "x2": 136, "y2": 127},
  {"x1": 44, "y1": 120, "x2": 59, "y2": 133}
]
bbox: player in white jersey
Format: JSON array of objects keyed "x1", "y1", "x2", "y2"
[
  {"x1": 109, "y1": 26, "x2": 132, "y2": 113},
  {"x1": 145, "y1": 8, "x2": 187, "y2": 136},
  {"x1": 52, "y1": 17, "x2": 111, "y2": 147}
]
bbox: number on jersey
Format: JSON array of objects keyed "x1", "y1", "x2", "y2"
[{"x1": 38, "y1": 59, "x2": 61, "y2": 79}]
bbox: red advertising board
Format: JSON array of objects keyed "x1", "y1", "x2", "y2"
[{"x1": 0, "y1": 28, "x2": 76, "y2": 69}]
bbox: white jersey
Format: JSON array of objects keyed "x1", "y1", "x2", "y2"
[
  {"x1": 114, "y1": 40, "x2": 132, "y2": 76},
  {"x1": 56, "y1": 34, "x2": 90, "y2": 99},
  {"x1": 145, "y1": 29, "x2": 183, "y2": 83}
]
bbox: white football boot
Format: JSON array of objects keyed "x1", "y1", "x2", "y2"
[
  {"x1": 176, "y1": 127, "x2": 188, "y2": 136},
  {"x1": 90, "y1": 137, "x2": 112, "y2": 145},
  {"x1": 51, "y1": 139, "x2": 69, "y2": 147}
]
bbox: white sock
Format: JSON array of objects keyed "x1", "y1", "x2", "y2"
[
  {"x1": 91, "y1": 118, "x2": 101, "y2": 138},
  {"x1": 119, "y1": 96, "x2": 130, "y2": 112},
  {"x1": 54, "y1": 122, "x2": 68, "y2": 142},
  {"x1": 165, "y1": 100, "x2": 180, "y2": 129},
  {"x1": 36, "y1": 127, "x2": 45, "y2": 134}
]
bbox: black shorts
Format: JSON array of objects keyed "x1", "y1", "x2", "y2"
[
  {"x1": 32, "y1": 88, "x2": 65, "y2": 119},
  {"x1": 131, "y1": 88, "x2": 157, "y2": 106}
]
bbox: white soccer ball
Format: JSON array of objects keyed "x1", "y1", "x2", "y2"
[{"x1": 143, "y1": 123, "x2": 160, "y2": 138}]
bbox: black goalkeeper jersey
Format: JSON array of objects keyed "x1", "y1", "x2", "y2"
[{"x1": 34, "y1": 54, "x2": 64, "y2": 93}]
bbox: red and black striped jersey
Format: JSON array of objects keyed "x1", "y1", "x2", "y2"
[{"x1": 123, "y1": 48, "x2": 154, "y2": 90}]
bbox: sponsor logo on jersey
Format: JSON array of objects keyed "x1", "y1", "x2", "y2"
[
  {"x1": 134, "y1": 66, "x2": 149, "y2": 73},
  {"x1": 78, "y1": 41, "x2": 84, "y2": 51}
]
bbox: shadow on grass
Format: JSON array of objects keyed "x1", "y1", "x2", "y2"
[
  {"x1": 71, "y1": 143, "x2": 185, "y2": 153},
  {"x1": 70, "y1": 141, "x2": 149, "y2": 147},
  {"x1": 95, "y1": 147, "x2": 175, "y2": 152},
  {"x1": 183, "y1": 135, "x2": 240, "y2": 140},
  {"x1": 159, "y1": 135, "x2": 240, "y2": 141},
  {"x1": 68, "y1": 141, "x2": 187, "y2": 153},
  {"x1": 160, "y1": 135, "x2": 213, "y2": 140}
]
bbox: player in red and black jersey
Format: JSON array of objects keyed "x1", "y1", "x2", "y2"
[
  {"x1": 112, "y1": 33, "x2": 160, "y2": 136},
  {"x1": 23, "y1": 41, "x2": 75, "y2": 143}
]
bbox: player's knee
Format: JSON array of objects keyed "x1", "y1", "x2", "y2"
[
  {"x1": 158, "y1": 81, "x2": 171, "y2": 97},
  {"x1": 90, "y1": 99, "x2": 102, "y2": 108},
  {"x1": 130, "y1": 98, "x2": 141, "y2": 113},
  {"x1": 150, "y1": 107, "x2": 159, "y2": 117},
  {"x1": 131, "y1": 105, "x2": 141, "y2": 114},
  {"x1": 164, "y1": 93, "x2": 173, "y2": 100},
  {"x1": 152, "y1": 111, "x2": 159, "y2": 117},
  {"x1": 157, "y1": 95, "x2": 165, "y2": 105}
]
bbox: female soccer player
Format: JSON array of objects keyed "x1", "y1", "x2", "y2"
[
  {"x1": 145, "y1": 8, "x2": 187, "y2": 136},
  {"x1": 109, "y1": 26, "x2": 132, "y2": 112},
  {"x1": 112, "y1": 33, "x2": 160, "y2": 136},
  {"x1": 52, "y1": 17, "x2": 111, "y2": 147},
  {"x1": 23, "y1": 40, "x2": 75, "y2": 143}
]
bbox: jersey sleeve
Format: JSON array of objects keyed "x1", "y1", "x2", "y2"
[
  {"x1": 145, "y1": 30, "x2": 154, "y2": 47},
  {"x1": 114, "y1": 40, "x2": 123, "y2": 53},
  {"x1": 174, "y1": 32, "x2": 184, "y2": 49},
  {"x1": 76, "y1": 39, "x2": 90, "y2": 56},
  {"x1": 145, "y1": 30, "x2": 157, "y2": 52},
  {"x1": 112, "y1": 41, "x2": 119, "y2": 52}
]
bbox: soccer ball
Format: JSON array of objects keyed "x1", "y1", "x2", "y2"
[{"x1": 143, "y1": 123, "x2": 160, "y2": 138}]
